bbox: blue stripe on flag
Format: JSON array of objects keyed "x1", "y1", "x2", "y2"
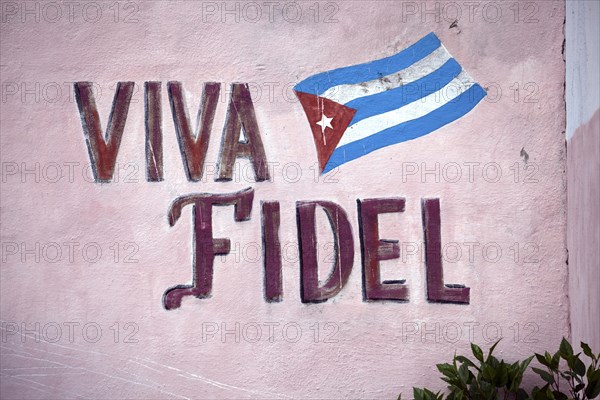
[
  {"x1": 323, "y1": 84, "x2": 487, "y2": 173},
  {"x1": 346, "y1": 58, "x2": 462, "y2": 125},
  {"x1": 293, "y1": 32, "x2": 441, "y2": 96}
]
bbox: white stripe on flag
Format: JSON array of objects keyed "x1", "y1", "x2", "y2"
[
  {"x1": 320, "y1": 46, "x2": 452, "y2": 105},
  {"x1": 336, "y1": 70, "x2": 476, "y2": 148}
]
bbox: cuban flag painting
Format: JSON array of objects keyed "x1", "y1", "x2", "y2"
[{"x1": 294, "y1": 32, "x2": 487, "y2": 174}]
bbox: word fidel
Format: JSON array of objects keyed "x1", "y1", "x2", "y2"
[
  {"x1": 74, "y1": 81, "x2": 470, "y2": 309},
  {"x1": 162, "y1": 188, "x2": 469, "y2": 309}
]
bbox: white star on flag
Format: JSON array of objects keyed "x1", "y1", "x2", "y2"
[{"x1": 316, "y1": 114, "x2": 334, "y2": 134}]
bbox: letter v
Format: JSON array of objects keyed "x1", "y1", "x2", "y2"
[{"x1": 75, "y1": 82, "x2": 134, "y2": 182}]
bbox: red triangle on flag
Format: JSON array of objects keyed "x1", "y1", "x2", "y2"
[{"x1": 294, "y1": 91, "x2": 357, "y2": 173}]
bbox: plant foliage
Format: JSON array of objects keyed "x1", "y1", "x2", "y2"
[{"x1": 399, "y1": 338, "x2": 600, "y2": 400}]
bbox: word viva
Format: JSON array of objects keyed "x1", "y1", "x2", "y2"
[
  {"x1": 74, "y1": 81, "x2": 270, "y2": 182},
  {"x1": 162, "y1": 188, "x2": 470, "y2": 310}
]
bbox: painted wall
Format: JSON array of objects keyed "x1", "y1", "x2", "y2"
[
  {"x1": 566, "y1": 0, "x2": 600, "y2": 351},
  {"x1": 1, "y1": 1, "x2": 569, "y2": 398}
]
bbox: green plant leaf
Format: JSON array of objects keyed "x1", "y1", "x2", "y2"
[
  {"x1": 566, "y1": 354, "x2": 576, "y2": 370},
  {"x1": 437, "y1": 363, "x2": 458, "y2": 379},
  {"x1": 559, "y1": 338, "x2": 574, "y2": 359},
  {"x1": 536, "y1": 353, "x2": 551, "y2": 368},
  {"x1": 458, "y1": 363, "x2": 470, "y2": 385},
  {"x1": 587, "y1": 365, "x2": 600, "y2": 381},
  {"x1": 550, "y1": 352, "x2": 560, "y2": 370},
  {"x1": 455, "y1": 356, "x2": 477, "y2": 369},
  {"x1": 582, "y1": 342, "x2": 594, "y2": 359},
  {"x1": 471, "y1": 343, "x2": 484, "y2": 362},
  {"x1": 413, "y1": 387, "x2": 424, "y2": 400},
  {"x1": 544, "y1": 351, "x2": 554, "y2": 368},
  {"x1": 521, "y1": 356, "x2": 534, "y2": 372},
  {"x1": 574, "y1": 357, "x2": 586, "y2": 376},
  {"x1": 532, "y1": 367, "x2": 555, "y2": 384}
]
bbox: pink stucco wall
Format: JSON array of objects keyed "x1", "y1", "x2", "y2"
[{"x1": 1, "y1": 1, "x2": 569, "y2": 398}]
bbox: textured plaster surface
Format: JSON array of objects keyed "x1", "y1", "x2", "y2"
[{"x1": 1, "y1": 1, "x2": 568, "y2": 398}]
